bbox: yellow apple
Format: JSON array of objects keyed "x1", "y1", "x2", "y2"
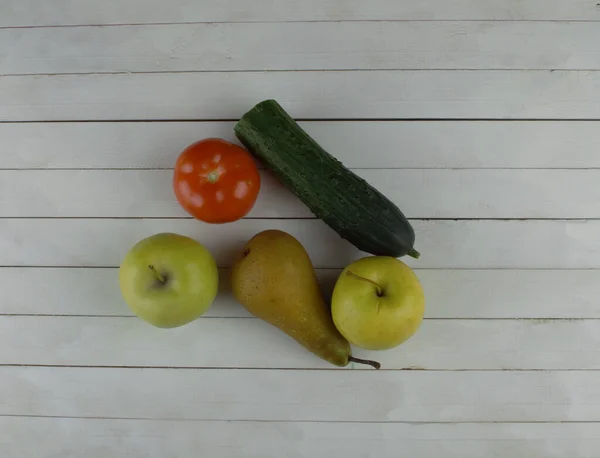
[
  {"x1": 118, "y1": 233, "x2": 219, "y2": 328},
  {"x1": 331, "y1": 256, "x2": 425, "y2": 350}
]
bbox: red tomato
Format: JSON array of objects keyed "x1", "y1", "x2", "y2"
[{"x1": 173, "y1": 138, "x2": 261, "y2": 223}]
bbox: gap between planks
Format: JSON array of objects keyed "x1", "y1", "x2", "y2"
[
  {"x1": 0, "y1": 365, "x2": 597, "y2": 372},
  {"x1": 3, "y1": 414, "x2": 599, "y2": 424},
  {"x1": 3, "y1": 118, "x2": 600, "y2": 123},
  {"x1": 1, "y1": 217, "x2": 599, "y2": 221},
  {"x1": 7, "y1": 69, "x2": 600, "y2": 77},
  {"x1": 6, "y1": 167, "x2": 600, "y2": 171},
  {"x1": 4, "y1": 19, "x2": 600, "y2": 30},
  {"x1": 3, "y1": 266, "x2": 600, "y2": 270},
  {"x1": 0, "y1": 315, "x2": 596, "y2": 320}
]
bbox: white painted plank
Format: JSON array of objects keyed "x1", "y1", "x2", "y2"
[
  {"x1": 4, "y1": 268, "x2": 599, "y2": 319},
  {"x1": 1, "y1": 219, "x2": 597, "y2": 269},
  {"x1": 1, "y1": 0, "x2": 597, "y2": 26},
  {"x1": 2, "y1": 417, "x2": 599, "y2": 458},
  {"x1": 3, "y1": 121, "x2": 600, "y2": 169},
  {"x1": 2, "y1": 71, "x2": 600, "y2": 121},
  {"x1": 2, "y1": 169, "x2": 599, "y2": 219},
  {"x1": 1, "y1": 316, "x2": 599, "y2": 370},
  {"x1": 2, "y1": 367, "x2": 600, "y2": 421},
  {"x1": 419, "y1": 269, "x2": 600, "y2": 318},
  {"x1": 3, "y1": 22, "x2": 600, "y2": 75}
]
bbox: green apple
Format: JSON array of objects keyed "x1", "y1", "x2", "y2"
[
  {"x1": 118, "y1": 232, "x2": 219, "y2": 328},
  {"x1": 331, "y1": 256, "x2": 425, "y2": 350}
]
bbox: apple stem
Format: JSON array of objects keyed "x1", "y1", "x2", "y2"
[
  {"x1": 148, "y1": 265, "x2": 166, "y2": 284},
  {"x1": 345, "y1": 270, "x2": 383, "y2": 297},
  {"x1": 349, "y1": 356, "x2": 381, "y2": 370}
]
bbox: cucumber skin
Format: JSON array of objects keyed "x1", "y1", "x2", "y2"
[{"x1": 234, "y1": 100, "x2": 419, "y2": 259}]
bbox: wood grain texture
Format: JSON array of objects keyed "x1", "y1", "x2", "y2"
[
  {"x1": 3, "y1": 22, "x2": 600, "y2": 75},
  {"x1": 2, "y1": 169, "x2": 599, "y2": 218},
  {"x1": 2, "y1": 316, "x2": 600, "y2": 370},
  {"x1": 3, "y1": 121, "x2": 600, "y2": 169},
  {"x1": 3, "y1": 71, "x2": 600, "y2": 121},
  {"x1": 0, "y1": 219, "x2": 597, "y2": 269},
  {"x1": 1, "y1": 0, "x2": 597, "y2": 26},
  {"x1": 4, "y1": 268, "x2": 599, "y2": 319},
  {"x1": 1, "y1": 1, "x2": 598, "y2": 455},
  {"x1": 2, "y1": 417, "x2": 599, "y2": 458},
  {"x1": 2, "y1": 367, "x2": 600, "y2": 422}
]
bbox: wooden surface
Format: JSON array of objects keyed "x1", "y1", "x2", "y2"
[
  {"x1": 1, "y1": 1, "x2": 599, "y2": 456},
  {"x1": 5, "y1": 71, "x2": 600, "y2": 121},
  {"x1": 3, "y1": 22, "x2": 600, "y2": 74}
]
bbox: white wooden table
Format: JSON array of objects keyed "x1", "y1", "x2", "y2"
[{"x1": 2, "y1": 1, "x2": 600, "y2": 456}]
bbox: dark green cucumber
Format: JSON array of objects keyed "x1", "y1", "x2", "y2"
[{"x1": 234, "y1": 99, "x2": 419, "y2": 259}]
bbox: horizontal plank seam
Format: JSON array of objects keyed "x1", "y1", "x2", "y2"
[
  {"x1": 5, "y1": 167, "x2": 600, "y2": 171},
  {"x1": 0, "y1": 365, "x2": 597, "y2": 371},
  {"x1": 2, "y1": 266, "x2": 599, "y2": 271},
  {"x1": 4, "y1": 69, "x2": 600, "y2": 78},
  {"x1": 0, "y1": 217, "x2": 597, "y2": 222},
  {"x1": 4, "y1": 118, "x2": 600, "y2": 123},
  {"x1": 2, "y1": 414, "x2": 599, "y2": 424},
  {"x1": 6, "y1": 69, "x2": 600, "y2": 78},
  {"x1": 3, "y1": 19, "x2": 600, "y2": 30},
  {"x1": 0, "y1": 315, "x2": 595, "y2": 321}
]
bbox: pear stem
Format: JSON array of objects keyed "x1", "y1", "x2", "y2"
[
  {"x1": 349, "y1": 356, "x2": 381, "y2": 370},
  {"x1": 148, "y1": 265, "x2": 166, "y2": 284},
  {"x1": 346, "y1": 270, "x2": 383, "y2": 297}
]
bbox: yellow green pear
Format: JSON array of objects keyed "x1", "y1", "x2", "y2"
[
  {"x1": 331, "y1": 256, "x2": 425, "y2": 350},
  {"x1": 231, "y1": 229, "x2": 380, "y2": 369}
]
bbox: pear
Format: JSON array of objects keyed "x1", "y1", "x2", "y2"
[{"x1": 231, "y1": 229, "x2": 380, "y2": 369}]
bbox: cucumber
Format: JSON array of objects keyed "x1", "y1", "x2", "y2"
[{"x1": 234, "y1": 99, "x2": 419, "y2": 259}]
